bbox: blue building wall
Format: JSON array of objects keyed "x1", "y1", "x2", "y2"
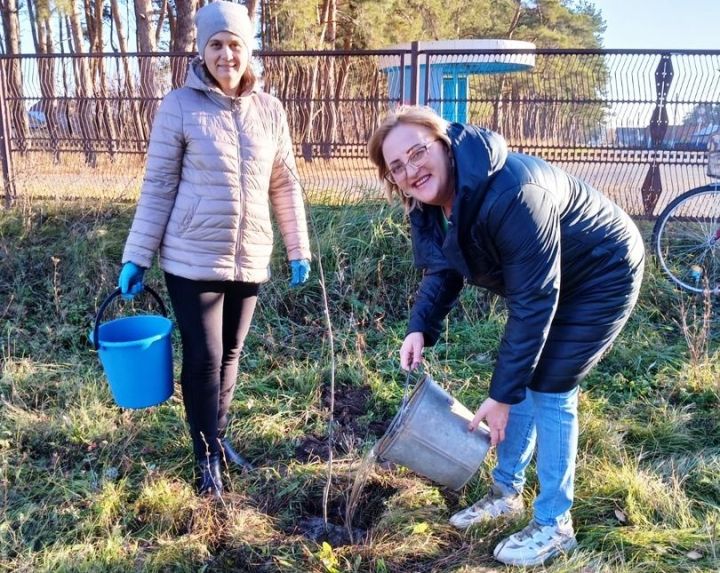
[{"x1": 384, "y1": 65, "x2": 470, "y2": 123}]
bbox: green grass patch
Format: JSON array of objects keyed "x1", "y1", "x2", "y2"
[{"x1": 1, "y1": 200, "x2": 719, "y2": 572}]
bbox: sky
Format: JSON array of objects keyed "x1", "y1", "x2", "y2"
[{"x1": 592, "y1": 0, "x2": 720, "y2": 50}]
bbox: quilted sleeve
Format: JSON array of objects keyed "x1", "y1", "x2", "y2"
[
  {"x1": 122, "y1": 92, "x2": 185, "y2": 268},
  {"x1": 268, "y1": 102, "x2": 311, "y2": 261}
]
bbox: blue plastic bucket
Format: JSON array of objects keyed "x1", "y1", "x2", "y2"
[{"x1": 91, "y1": 287, "x2": 174, "y2": 409}]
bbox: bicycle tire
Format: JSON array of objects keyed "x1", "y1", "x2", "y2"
[{"x1": 652, "y1": 183, "x2": 720, "y2": 295}]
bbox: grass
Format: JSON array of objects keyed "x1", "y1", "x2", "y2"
[{"x1": 1, "y1": 199, "x2": 719, "y2": 572}]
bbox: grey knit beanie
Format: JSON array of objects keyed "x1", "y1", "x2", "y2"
[{"x1": 195, "y1": 1, "x2": 253, "y2": 54}]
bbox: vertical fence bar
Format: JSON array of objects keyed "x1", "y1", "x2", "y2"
[
  {"x1": 641, "y1": 53, "x2": 674, "y2": 215},
  {"x1": 0, "y1": 58, "x2": 16, "y2": 208},
  {"x1": 422, "y1": 49, "x2": 431, "y2": 107},
  {"x1": 409, "y1": 41, "x2": 419, "y2": 105}
]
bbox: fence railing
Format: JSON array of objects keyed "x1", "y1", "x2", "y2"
[{"x1": 1, "y1": 47, "x2": 719, "y2": 216}]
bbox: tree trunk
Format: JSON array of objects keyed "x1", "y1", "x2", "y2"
[
  {"x1": 166, "y1": 1, "x2": 176, "y2": 45},
  {"x1": 68, "y1": 6, "x2": 97, "y2": 165},
  {"x1": 507, "y1": 0, "x2": 522, "y2": 38},
  {"x1": 155, "y1": 0, "x2": 168, "y2": 47},
  {"x1": 304, "y1": 58, "x2": 320, "y2": 148},
  {"x1": 26, "y1": 0, "x2": 39, "y2": 50},
  {"x1": 111, "y1": 0, "x2": 146, "y2": 149},
  {"x1": 96, "y1": 55, "x2": 119, "y2": 158},
  {"x1": 28, "y1": 0, "x2": 61, "y2": 161},
  {"x1": 245, "y1": 0, "x2": 258, "y2": 24},
  {"x1": 83, "y1": 0, "x2": 98, "y2": 51},
  {"x1": 334, "y1": 51, "x2": 350, "y2": 143},
  {"x1": 171, "y1": 0, "x2": 195, "y2": 89},
  {"x1": 294, "y1": 0, "x2": 338, "y2": 154},
  {"x1": 0, "y1": 0, "x2": 27, "y2": 153},
  {"x1": 495, "y1": 0, "x2": 522, "y2": 140},
  {"x1": 84, "y1": 0, "x2": 118, "y2": 158},
  {"x1": 318, "y1": 0, "x2": 336, "y2": 156},
  {"x1": 134, "y1": 0, "x2": 160, "y2": 140}
]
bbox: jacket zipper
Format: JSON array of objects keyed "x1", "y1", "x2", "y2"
[{"x1": 232, "y1": 97, "x2": 245, "y2": 281}]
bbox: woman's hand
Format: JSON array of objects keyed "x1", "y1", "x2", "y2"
[
  {"x1": 118, "y1": 262, "x2": 146, "y2": 300},
  {"x1": 289, "y1": 259, "x2": 311, "y2": 286},
  {"x1": 400, "y1": 332, "x2": 425, "y2": 371},
  {"x1": 469, "y1": 397, "x2": 510, "y2": 446}
]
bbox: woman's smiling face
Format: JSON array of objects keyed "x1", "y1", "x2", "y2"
[
  {"x1": 203, "y1": 31, "x2": 249, "y2": 96},
  {"x1": 381, "y1": 122, "x2": 453, "y2": 211}
]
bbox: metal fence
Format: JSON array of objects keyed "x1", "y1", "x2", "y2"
[{"x1": 1, "y1": 47, "x2": 719, "y2": 216}]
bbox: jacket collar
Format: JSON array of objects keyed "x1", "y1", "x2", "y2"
[{"x1": 185, "y1": 56, "x2": 257, "y2": 109}]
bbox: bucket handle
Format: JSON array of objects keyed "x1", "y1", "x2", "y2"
[
  {"x1": 400, "y1": 366, "x2": 427, "y2": 405},
  {"x1": 92, "y1": 286, "x2": 168, "y2": 351},
  {"x1": 394, "y1": 367, "x2": 425, "y2": 427},
  {"x1": 400, "y1": 369, "x2": 413, "y2": 408}
]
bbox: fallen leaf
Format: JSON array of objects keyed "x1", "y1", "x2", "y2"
[{"x1": 412, "y1": 522, "x2": 429, "y2": 534}]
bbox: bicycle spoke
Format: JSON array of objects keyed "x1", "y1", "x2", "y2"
[{"x1": 654, "y1": 185, "x2": 720, "y2": 294}]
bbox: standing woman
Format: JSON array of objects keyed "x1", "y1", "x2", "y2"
[
  {"x1": 118, "y1": 1, "x2": 311, "y2": 497},
  {"x1": 368, "y1": 106, "x2": 644, "y2": 567}
]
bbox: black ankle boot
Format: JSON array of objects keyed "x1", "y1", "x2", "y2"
[
  {"x1": 220, "y1": 438, "x2": 254, "y2": 471},
  {"x1": 196, "y1": 454, "x2": 223, "y2": 497}
]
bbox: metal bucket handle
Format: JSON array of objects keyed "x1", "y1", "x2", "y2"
[
  {"x1": 398, "y1": 367, "x2": 424, "y2": 417},
  {"x1": 377, "y1": 368, "x2": 428, "y2": 455},
  {"x1": 92, "y1": 286, "x2": 167, "y2": 351}
]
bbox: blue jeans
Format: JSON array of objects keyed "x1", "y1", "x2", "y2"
[{"x1": 491, "y1": 387, "x2": 579, "y2": 526}]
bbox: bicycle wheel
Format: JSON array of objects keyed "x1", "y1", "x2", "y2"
[{"x1": 653, "y1": 184, "x2": 720, "y2": 295}]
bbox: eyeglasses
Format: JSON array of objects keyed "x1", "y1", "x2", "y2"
[{"x1": 384, "y1": 140, "x2": 439, "y2": 185}]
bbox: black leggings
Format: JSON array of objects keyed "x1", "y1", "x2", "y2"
[{"x1": 165, "y1": 273, "x2": 259, "y2": 459}]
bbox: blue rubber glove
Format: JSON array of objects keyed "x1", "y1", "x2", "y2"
[
  {"x1": 289, "y1": 259, "x2": 311, "y2": 287},
  {"x1": 118, "y1": 262, "x2": 146, "y2": 299}
]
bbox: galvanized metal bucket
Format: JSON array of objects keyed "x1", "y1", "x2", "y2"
[{"x1": 375, "y1": 373, "x2": 491, "y2": 490}]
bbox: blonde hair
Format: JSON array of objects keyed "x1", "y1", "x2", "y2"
[{"x1": 368, "y1": 105, "x2": 451, "y2": 211}]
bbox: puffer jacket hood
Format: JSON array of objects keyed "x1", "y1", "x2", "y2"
[
  {"x1": 441, "y1": 124, "x2": 509, "y2": 276},
  {"x1": 408, "y1": 124, "x2": 509, "y2": 280},
  {"x1": 187, "y1": 56, "x2": 219, "y2": 91},
  {"x1": 185, "y1": 56, "x2": 254, "y2": 98},
  {"x1": 447, "y1": 122, "x2": 508, "y2": 201}
]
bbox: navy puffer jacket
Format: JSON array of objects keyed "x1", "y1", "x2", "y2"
[{"x1": 407, "y1": 124, "x2": 643, "y2": 404}]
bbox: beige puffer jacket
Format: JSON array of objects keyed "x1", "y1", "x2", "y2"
[{"x1": 122, "y1": 58, "x2": 311, "y2": 282}]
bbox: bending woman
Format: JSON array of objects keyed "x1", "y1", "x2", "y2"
[{"x1": 368, "y1": 105, "x2": 643, "y2": 567}]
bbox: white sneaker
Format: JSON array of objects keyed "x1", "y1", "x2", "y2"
[
  {"x1": 493, "y1": 519, "x2": 578, "y2": 566},
  {"x1": 449, "y1": 484, "x2": 524, "y2": 529}
]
